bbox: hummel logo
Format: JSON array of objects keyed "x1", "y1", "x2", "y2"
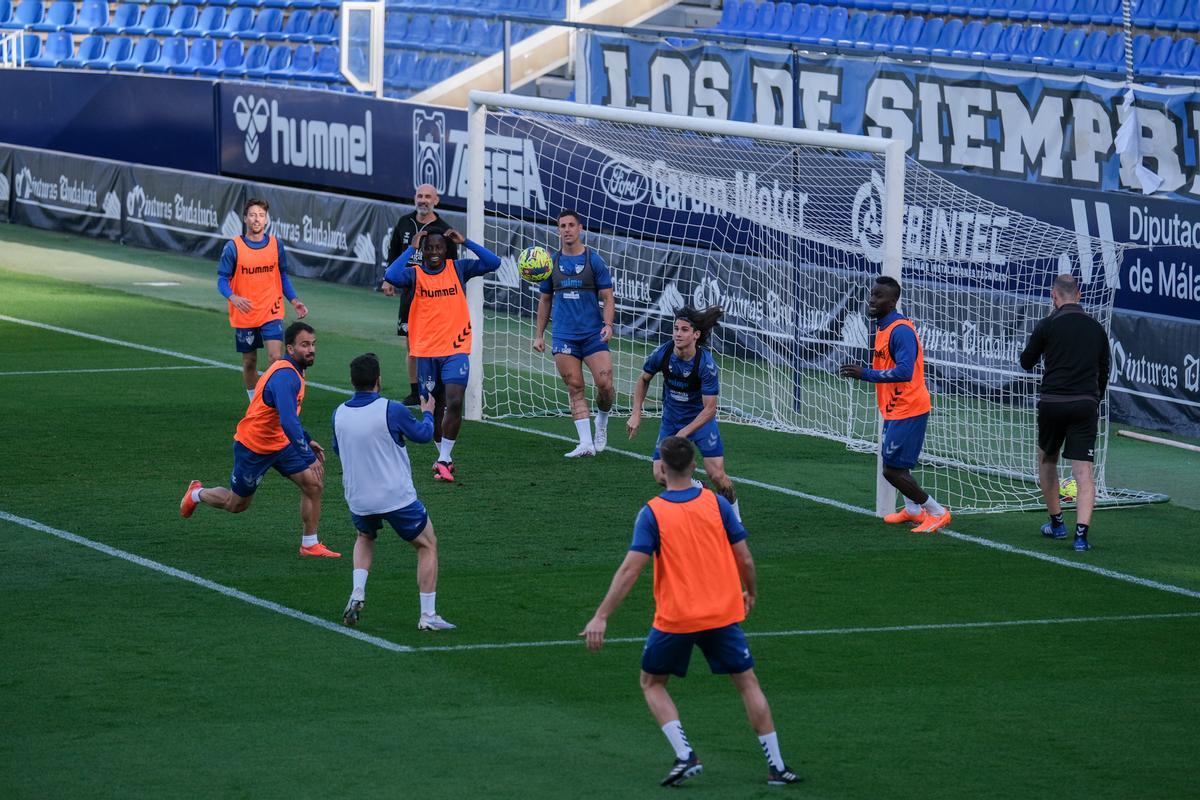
[{"x1": 885, "y1": 442, "x2": 900, "y2": 455}]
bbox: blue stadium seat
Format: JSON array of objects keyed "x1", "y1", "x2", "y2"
[
  {"x1": 1028, "y1": 25, "x2": 1063, "y2": 64},
  {"x1": 974, "y1": 21, "x2": 1005, "y2": 58},
  {"x1": 1129, "y1": 32, "x2": 1151, "y2": 72},
  {"x1": 1066, "y1": 0, "x2": 1092, "y2": 24},
  {"x1": 800, "y1": 5, "x2": 828, "y2": 43},
  {"x1": 908, "y1": 16, "x2": 943, "y2": 55},
  {"x1": 764, "y1": 2, "x2": 791, "y2": 39},
  {"x1": 196, "y1": 37, "x2": 241, "y2": 75},
  {"x1": 1155, "y1": 0, "x2": 1186, "y2": 30},
  {"x1": 835, "y1": 11, "x2": 868, "y2": 48},
  {"x1": 308, "y1": 44, "x2": 340, "y2": 82},
  {"x1": 173, "y1": 36, "x2": 214, "y2": 73},
  {"x1": 430, "y1": 15, "x2": 453, "y2": 44},
  {"x1": 96, "y1": 3, "x2": 136, "y2": 34},
  {"x1": 244, "y1": 41, "x2": 283, "y2": 78},
  {"x1": 889, "y1": 15, "x2": 924, "y2": 54},
  {"x1": 949, "y1": 20, "x2": 984, "y2": 59},
  {"x1": 84, "y1": 34, "x2": 130, "y2": 68},
  {"x1": 1004, "y1": 0, "x2": 1034, "y2": 21},
  {"x1": 408, "y1": 13, "x2": 432, "y2": 43},
  {"x1": 1132, "y1": 0, "x2": 1164, "y2": 29},
  {"x1": 150, "y1": 5, "x2": 196, "y2": 36},
  {"x1": 786, "y1": 4, "x2": 812, "y2": 41},
  {"x1": 1162, "y1": 36, "x2": 1195, "y2": 75},
  {"x1": 384, "y1": 11, "x2": 405, "y2": 44},
  {"x1": 466, "y1": 17, "x2": 493, "y2": 50},
  {"x1": 180, "y1": 6, "x2": 223, "y2": 36},
  {"x1": 224, "y1": 40, "x2": 267, "y2": 76},
  {"x1": 268, "y1": 42, "x2": 298, "y2": 78},
  {"x1": 817, "y1": 6, "x2": 849, "y2": 46},
  {"x1": 1138, "y1": 34, "x2": 1173, "y2": 76},
  {"x1": 65, "y1": 0, "x2": 107, "y2": 34},
  {"x1": 123, "y1": 4, "x2": 169, "y2": 37},
  {"x1": 283, "y1": 41, "x2": 314, "y2": 78},
  {"x1": 1096, "y1": 30, "x2": 1124, "y2": 73},
  {"x1": 870, "y1": 15, "x2": 905, "y2": 52},
  {"x1": 1051, "y1": 27, "x2": 1085, "y2": 67},
  {"x1": 142, "y1": 35, "x2": 187, "y2": 73},
  {"x1": 268, "y1": 9, "x2": 308, "y2": 41},
  {"x1": 1007, "y1": 24, "x2": 1041, "y2": 64},
  {"x1": 27, "y1": 31, "x2": 72, "y2": 66},
  {"x1": 1087, "y1": 0, "x2": 1119, "y2": 24},
  {"x1": 1075, "y1": 30, "x2": 1109, "y2": 70},
  {"x1": 209, "y1": 6, "x2": 252, "y2": 38},
  {"x1": 289, "y1": 0, "x2": 318, "y2": 9},
  {"x1": 37, "y1": 0, "x2": 76, "y2": 33},
  {"x1": 989, "y1": 23, "x2": 1024, "y2": 60},
  {"x1": 179, "y1": 0, "x2": 205, "y2": 5},
  {"x1": 0, "y1": 0, "x2": 10, "y2": 26},
  {"x1": 306, "y1": 9, "x2": 335, "y2": 45},
  {"x1": 926, "y1": 17, "x2": 961, "y2": 57},
  {"x1": 235, "y1": 0, "x2": 265, "y2": 6},
  {"x1": 1022, "y1": 0, "x2": 1050, "y2": 22},
  {"x1": 712, "y1": 0, "x2": 739, "y2": 32},
  {"x1": 10, "y1": 31, "x2": 39, "y2": 59},
  {"x1": 245, "y1": 8, "x2": 282, "y2": 39},
  {"x1": 111, "y1": 37, "x2": 159, "y2": 70},
  {"x1": 59, "y1": 33, "x2": 103, "y2": 66},
  {"x1": 1, "y1": 0, "x2": 43, "y2": 31}
]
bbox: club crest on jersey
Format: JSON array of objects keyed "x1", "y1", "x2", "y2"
[
  {"x1": 424, "y1": 379, "x2": 437, "y2": 393},
  {"x1": 561, "y1": 259, "x2": 584, "y2": 275}
]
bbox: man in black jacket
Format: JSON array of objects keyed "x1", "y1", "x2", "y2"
[
  {"x1": 1019, "y1": 274, "x2": 1110, "y2": 552},
  {"x1": 384, "y1": 184, "x2": 458, "y2": 405}
]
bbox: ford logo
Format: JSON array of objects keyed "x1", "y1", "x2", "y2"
[{"x1": 599, "y1": 160, "x2": 650, "y2": 207}]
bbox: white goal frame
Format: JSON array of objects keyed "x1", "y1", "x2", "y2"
[{"x1": 465, "y1": 90, "x2": 908, "y2": 517}]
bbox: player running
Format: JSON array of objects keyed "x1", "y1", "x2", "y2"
[
  {"x1": 218, "y1": 198, "x2": 308, "y2": 400},
  {"x1": 839, "y1": 276, "x2": 951, "y2": 533},
  {"x1": 533, "y1": 210, "x2": 616, "y2": 458},
  {"x1": 179, "y1": 322, "x2": 339, "y2": 558},
  {"x1": 383, "y1": 229, "x2": 501, "y2": 482},
  {"x1": 582, "y1": 436, "x2": 801, "y2": 788},
  {"x1": 628, "y1": 305, "x2": 741, "y2": 521},
  {"x1": 333, "y1": 353, "x2": 455, "y2": 631}
]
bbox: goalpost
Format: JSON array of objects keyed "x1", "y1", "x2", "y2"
[{"x1": 465, "y1": 90, "x2": 1160, "y2": 515}]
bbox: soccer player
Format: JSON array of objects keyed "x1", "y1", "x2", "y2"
[
  {"x1": 839, "y1": 276, "x2": 951, "y2": 533},
  {"x1": 1019, "y1": 274, "x2": 1110, "y2": 552},
  {"x1": 382, "y1": 184, "x2": 458, "y2": 406},
  {"x1": 627, "y1": 306, "x2": 741, "y2": 521},
  {"x1": 218, "y1": 198, "x2": 308, "y2": 400},
  {"x1": 332, "y1": 353, "x2": 456, "y2": 630},
  {"x1": 532, "y1": 210, "x2": 616, "y2": 458},
  {"x1": 581, "y1": 436, "x2": 801, "y2": 788},
  {"x1": 382, "y1": 228, "x2": 501, "y2": 481},
  {"x1": 179, "y1": 322, "x2": 339, "y2": 558}
]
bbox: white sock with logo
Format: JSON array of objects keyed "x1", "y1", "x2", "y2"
[
  {"x1": 419, "y1": 592, "x2": 436, "y2": 616},
  {"x1": 661, "y1": 720, "x2": 692, "y2": 760},
  {"x1": 301, "y1": 534, "x2": 319, "y2": 547},
  {"x1": 922, "y1": 496, "x2": 946, "y2": 516},
  {"x1": 595, "y1": 410, "x2": 609, "y2": 433},
  {"x1": 351, "y1": 568, "x2": 368, "y2": 600},
  {"x1": 758, "y1": 731, "x2": 785, "y2": 770},
  {"x1": 439, "y1": 437, "x2": 456, "y2": 462},
  {"x1": 574, "y1": 418, "x2": 593, "y2": 448},
  {"x1": 904, "y1": 497, "x2": 923, "y2": 517}
]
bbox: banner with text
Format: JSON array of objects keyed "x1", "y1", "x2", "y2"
[
  {"x1": 9, "y1": 148, "x2": 122, "y2": 240},
  {"x1": 122, "y1": 165, "x2": 245, "y2": 260}
]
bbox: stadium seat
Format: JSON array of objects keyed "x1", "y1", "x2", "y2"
[
  {"x1": 96, "y1": 3, "x2": 136, "y2": 34},
  {"x1": 223, "y1": 40, "x2": 266, "y2": 76},
  {"x1": 889, "y1": 15, "x2": 924, "y2": 54},
  {"x1": 1177, "y1": 3, "x2": 1200, "y2": 33},
  {"x1": 9, "y1": 30, "x2": 39, "y2": 59},
  {"x1": 268, "y1": 9, "x2": 308, "y2": 41},
  {"x1": 234, "y1": 0, "x2": 265, "y2": 7},
  {"x1": 122, "y1": 4, "x2": 169, "y2": 37},
  {"x1": 817, "y1": 7, "x2": 849, "y2": 46},
  {"x1": 171, "y1": 35, "x2": 214, "y2": 73},
  {"x1": 268, "y1": 42, "x2": 297, "y2": 78},
  {"x1": 180, "y1": 6, "x2": 223, "y2": 36},
  {"x1": 929, "y1": 18, "x2": 963, "y2": 57},
  {"x1": 949, "y1": 20, "x2": 984, "y2": 59},
  {"x1": 1044, "y1": 0, "x2": 1074, "y2": 24},
  {"x1": 870, "y1": 15, "x2": 906, "y2": 53},
  {"x1": 26, "y1": 31, "x2": 71, "y2": 66},
  {"x1": 195, "y1": 37, "x2": 241, "y2": 75},
  {"x1": 111, "y1": 37, "x2": 159, "y2": 70},
  {"x1": 1130, "y1": 32, "x2": 1151, "y2": 72},
  {"x1": 1162, "y1": 36, "x2": 1195, "y2": 75},
  {"x1": 210, "y1": 6, "x2": 252, "y2": 38},
  {"x1": 248, "y1": 42, "x2": 288, "y2": 78},
  {"x1": 1133, "y1": 0, "x2": 1164, "y2": 29},
  {"x1": 763, "y1": 2, "x2": 791, "y2": 39},
  {"x1": 306, "y1": 9, "x2": 335, "y2": 45},
  {"x1": 1155, "y1": 0, "x2": 1187, "y2": 30},
  {"x1": 64, "y1": 0, "x2": 107, "y2": 34},
  {"x1": 141, "y1": 35, "x2": 187, "y2": 73},
  {"x1": 1051, "y1": 27, "x2": 1085, "y2": 67},
  {"x1": 150, "y1": 5, "x2": 196, "y2": 36},
  {"x1": 384, "y1": 12, "x2": 406, "y2": 45},
  {"x1": 0, "y1": 0, "x2": 10, "y2": 26},
  {"x1": 1028, "y1": 25, "x2": 1063, "y2": 64},
  {"x1": 1086, "y1": 0, "x2": 1119, "y2": 24},
  {"x1": 1075, "y1": 30, "x2": 1109, "y2": 70},
  {"x1": 244, "y1": 8, "x2": 282, "y2": 39},
  {"x1": 282, "y1": 41, "x2": 314, "y2": 78},
  {"x1": 83, "y1": 34, "x2": 129, "y2": 68},
  {"x1": 1138, "y1": 34, "x2": 1173, "y2": 76},
  {"x1": 907, "y1": 16, "x2": 942, "y2": 56},
  {"x1": 1007, "y1": 24, "x2": 1041, "y2": 64},
  {"x1": 785, "y1": 4, "x2": 812, "y2": 41},
  {"x1": 289, "y1": 0, "x2": 318, "y2": 9},
  {"x1": 59, "y1": 33, "x2": 103, "y2": 66},
  {"x1": 800, "y1": 6, "x2": 828, "y2": 43},
  {"x1": 751, "y1": 1, "x2": 776, "y2": 35},
  {"x1": 713, "y1": 0, "x2": 739, "y2": 32},
  {"x1": 834, "y1": 11, "x2": 868, "y2": 48},
  {"x1": 308, "y1": 43, "x2": 339, "y2": 82},
  {"x1": 974, "y1": 21, "x2": 1005, "y2": 58},
  {"x1": 0, "y1": 0, "x2": 43, "y2": 30},
  {"x1": 1096, "y1": 30, "x2": 1125, "y2": 73}
]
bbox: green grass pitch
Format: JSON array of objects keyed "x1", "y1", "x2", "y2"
[{"x1": 0, "y1": 225, "x2": 1198, "y2": 799}]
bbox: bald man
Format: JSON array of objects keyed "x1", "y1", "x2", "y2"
[{"x1": 384, "y1": 184, "x2": 459, "y2": 405}]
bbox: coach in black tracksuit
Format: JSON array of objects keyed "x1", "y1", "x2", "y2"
[
  {"x1": 384, "y1": 184, "x2": 458, "y2": 405},
  {"x1": 1019, "y1": 273, "x2": 1110, "y2": 552}
]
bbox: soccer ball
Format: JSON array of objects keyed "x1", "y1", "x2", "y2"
[
  {"x1": 517, "y1": 246, "x2": 554, "y2": 283},
  {"x1": 1059, "y1": 477, "x2": 1078, "y2": 503}
]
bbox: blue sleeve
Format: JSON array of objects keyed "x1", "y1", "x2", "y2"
[
  {"x1": 715, "y1": 494, "x2": 748, "y2": 544},
  {"x1": 386, "y1": 400, "x2": 435, "y2": 445},
  {"x1": 642, "y1": 344, "x2": 666, "y2": 376},
  {"x1": 629, "y1": 505, "x2": 659, "y2": 555},
  {"x1": 591, "y1": 250, "x2": 613, "y2": 290},
  {"x1": 384, "y1": 249, "x2": 417, "y2": 285},
  {"x1": 700, "y1": 350, "x2": 720, "y2": 396},
  {"x1": 262, "y1": 370, "x2": 315, "y2": 464},
  {"x1": 861, "y1": 325, "x2": 917, "y2": 383},
  {"x1": 217, "y1": 241, "x2": 236, "y2": 299},
  {"x1": 460, "y1": 239, "x2": 503, "y2": 277},
  {"x1": 278, "y1": 242, "x2": 298, "y2": 302}
]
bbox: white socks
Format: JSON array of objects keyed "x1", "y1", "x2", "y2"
[
  {"x1": 438, "y1": 437, "x2": 456, "y2": 462},
  {"x1": 301, "y1": 533, "x2": 318, "y2": 547},
  {"x1": 190, "y1": 488, "x2": 203, "y2": 503},
  {"x1": 595, "y1": 410, "x2": 609, "y2": 433},
  {"x1": 922, "y1": 496, "x2": 946, "y2": 516},
  {"x1": 351, "y1": 568, "x2": 368, "y2": 600},
  {"x1": 758, "y1": 731, "x2": 784, "y2": 770},
  {"x1": 419, "y1": 592, "x2": 436, "y2": 616},
  {"x1": 574, "y1": 418, "x2": 593, "y2": 448},
  {"x1": 904, "y1": 497, "x2": 923, "y2": 516},
  {"x1": 661, "y1": 720, "x2": 692, "y2": 760}
]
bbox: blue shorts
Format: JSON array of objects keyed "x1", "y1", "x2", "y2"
[
  {"x1": 654, "y1": 419, "x2": 724, "y2": 460},
  {"x1": 234, "y1": 319, "x2": 284, "y2": 353},
  {"x1": 641, "y1": 623, "x2": 754, "y2": 677},
  {"x1": 551, "y1": 331, "x2": 609, "y2": 359},
  {"x1": 417, "y1": 354, "x2": 470, "y2": 397},
  {"x1": 881, "y1": 412, "x2": 929, "y2": 469},
  {"x1": 229, "y1": 439, "x2": 313, "y2": 497},
  {"x1": 351, "y1": 500, "x2": 429, "y2": 542}
]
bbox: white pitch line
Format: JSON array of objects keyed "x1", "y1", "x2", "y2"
[
  {"x1": 0, "y1": 510, "x2": 413, "y2": 654},
  {"x1": 0, "y1": 365, "x2": 223, "y2": 377},
  {"x1": 3, "y1": 313, "x2": 1199, "y2": 602}
]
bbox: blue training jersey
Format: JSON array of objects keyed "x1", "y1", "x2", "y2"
[
  {"x1": 642, "y1": 343, "x2": 720, "y2": 428},
  {"x1": 538, "y1": 250, "x2": 613, "y2": 339}
]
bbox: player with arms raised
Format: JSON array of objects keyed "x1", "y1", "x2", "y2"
[{"x1": 628, "y1": 306, "x2": 741, "y2": 521}]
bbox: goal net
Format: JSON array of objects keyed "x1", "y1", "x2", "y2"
[{"x1": 465, "y1": 91, "x2": 1161, "y2": 514}]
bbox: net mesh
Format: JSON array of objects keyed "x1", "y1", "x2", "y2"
[{"x1": 476, "y1": 102, "x2": 1160, "y2": 513}]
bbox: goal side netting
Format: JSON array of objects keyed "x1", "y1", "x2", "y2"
[{"x1": 466, "y1": 93, "x2": 1161, "y2": 514}]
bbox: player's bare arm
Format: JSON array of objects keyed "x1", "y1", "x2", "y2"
[
  {"x1": 290, "y1": 298, "x2": 308, "y2": 319},
  {"x1": 533, "y1": 293, "x2": 552, "y2": 352},
  {"x1": 229, "y1": 294, "x2": 252, "y2": 313},
  {"x1": 599, "y1": 287, "x2": 615, "y2": 343},
  {"x1": 732, "y1": 540, "x2": 757, "y2": 615},
  {"x1": 677, "y1": 394, "x2": 718, "y2": 439},
  {"x1": 627, "y1": 371, "x2": 653, "y2": 438}
]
